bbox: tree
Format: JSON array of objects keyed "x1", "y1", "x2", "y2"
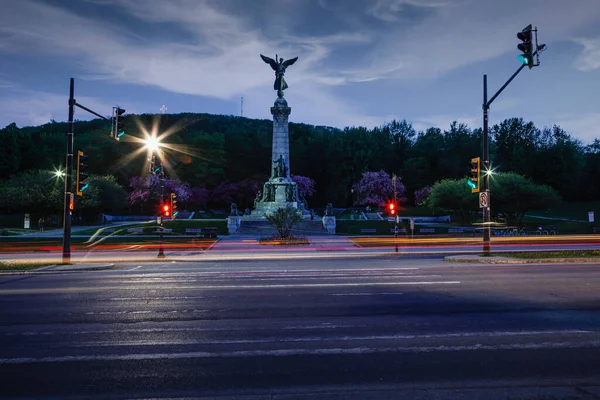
[
  {"x1": 414, "y1": 186, "x2": 431, "y2": 206},
  {"x1": 128, "y1": 175, "x2": 191, "y2": 212},
  {"x1": 211, "y1": 182, "x2": 239, "y2": 208},
  {"x1": 291, "y1": 175, "x2": 316, "y2": 199},
  {"x1": 0, "y1": 123, "x2": 22, "y2": 179},
  {"x1": 0, "y1": 170, "x2": 63, "y2": 217},
  {"x1": 352, "y1": 170, "x2": 405, "y2": 207},
  {"x1": 265, "y1": 206, "x2": 304, "y2": 239},
  {"x1": 77, "y1": 175, "x2": 127, "y2": 223},
  {"x1": 489, "y1": 172, "x2": 560, "y2": 226},
  {"x1": 425, "y1": 179, "x2": 476, "y2": 224},
  {"x1": 187, "y1": 186, "x2": 210, "y2": 210}
]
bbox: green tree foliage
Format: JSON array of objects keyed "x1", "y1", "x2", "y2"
[
  {"x1": 489, "y1": 172, "x2": 560, "y2": 226},
  {"x1": 423, "y1": 173, "x2": 560, "y2": 226},
  {"x1": 0, "y1": 170, "x2": 63, "y2": 216},
  {"x1": 2, "y1": 113, "x2": 598, "y2": 213},
  {"x1": 265, "y1": 206, "x2": 304, "y2": 239},
  {"x1": 0, "y1": 123, "x2": 22, "y2": 179},
  {"x1": 425, "y1": 179, "x2": 476, "y2": 224},
  {"x1": 77, "y1": 175, "x2": 127, "y2": 223}
]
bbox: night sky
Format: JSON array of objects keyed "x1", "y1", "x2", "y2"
[{"x1": 1, "y1": 0, "x2": 599, "y2": 142}]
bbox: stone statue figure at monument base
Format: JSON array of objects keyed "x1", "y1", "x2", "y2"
[
  {"x1": 260, "y1": 54, "x2": 298, "y2": 98},
  {"x1": 325, "y1": 203, "x2": 333, "y2": 216},
  {"x1": 273, "y1": 154, "x2": 287, "y2": 178},
  {"x1": 230, "y1": 202, "x2": 239, "y2": 216}
]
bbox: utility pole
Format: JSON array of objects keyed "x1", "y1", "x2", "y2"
[
  {"x1": 62, "y1": 78, "x2": 75, "y2": 263},
  {"x1": 158, "y1": 162, "x2": 166, "y2": 258},
  {"x1": 393, "y1": 174, "x2": 398, "y2": 253},
  {"x1": 480, "y1": 25, "x2": 545, "y2": 256},
  {"x1": 62, "y1": 78, "x2": 114, "y2": 263}
]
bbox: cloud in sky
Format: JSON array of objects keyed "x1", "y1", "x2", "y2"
[
  {"x1": 574, "y1": 37, "x2": 600, "y2": 71},
  {"x1": 0, "y1": 0, "x2": 599, "y2": 143}
]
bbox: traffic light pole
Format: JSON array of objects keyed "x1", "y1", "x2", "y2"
[
  {"x1": 61, "y1": 78, "x2": 112, "y2": 263},
  {"x1": 62, "y1": 79, "x2": 75, "y2": 263},
  {"x1": 158, "y1": 165, "x2": 166, "y2": 258},
  {"x1": 482, "y1": 60, "x2": 530, "y2": 256},
  {"x1": 393, "y1": 174, "x2": 398, "y2": 253}
]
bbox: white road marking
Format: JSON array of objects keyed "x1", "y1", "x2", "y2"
[
  {"x1": 3, "y1": 324, "x2": 362, "y2": 336},
  {"x1": 105, "y1": 296, "x2": 208, "y2": 301},
  {"x1": 329, "y1": 292, "x2": 403, "y2": 296},
  {"x1": 61, "y1": 329, "x2": 593, "y2": 348},
  {"x1": 1, "y1": 337, "x2": 597, "y2": 364},
  {"x1": 0, "y1": 281, "x2": 461, "y2": 295}
]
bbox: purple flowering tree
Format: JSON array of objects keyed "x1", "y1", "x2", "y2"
[
  {"x1": 128, "y1": 175, "x2": 193, "y2": 211},
  {"x1": 352, "y1": 170, "x2": 406, "y2": 207},
  {"x1": 187, "y1": 186, "x2": 210, "y2": 209},
  {"x1": 414, "y1": 186, "x2": 431, "y2": 206},
  {"x1": 211, "y1": 182, "x2": 238, "y2": 208},
  {"x1": 291, "y1": 175, "x2": 316, "y2": 199},
  {"x1": 211, "y1": 179, "x2": 261, "y2": 210}
]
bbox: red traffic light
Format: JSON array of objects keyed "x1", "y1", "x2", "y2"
[
  {"x1": 162, "y1": 204, "x2": 170, "y2": 217},
  {"x1": 388, "y1": 203, "x2": 396, "y2": 215}
]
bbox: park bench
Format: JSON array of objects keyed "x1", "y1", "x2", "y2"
[
  {"x1": 389, "y1": 228, "x2": 407, "y2": 233},
  {"x1": 185, "y1": 228, "x2": 202, "y2": 234},
  {"x1": 360, "y1": 228, "x2": 377, "y2": 234},
  {"x1": 127, "y1": 228, "x2": 143, "y2": 234},
  {"x1": 419, "y1": 228, "x2": 435, "y2": 234},
  {"x1": 448, "y1": 229, "x2": 464, "y2": 234},
  {"x1": 102, "y1": 228, "x2": 116, "y2": 234},
  {"x1": 202, "y1": 227, "x2": 218, "y2": 238},
  {"x1": 154, "y1": 228, "x2": 172, "y2": 233}
]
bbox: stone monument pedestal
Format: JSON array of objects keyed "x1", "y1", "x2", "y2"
[
  {"x1": 322, "y1": 216, "x2": 336, "y2": 234},
  {"x1": 250, "y1": 95, "x2": 309, "y2": 218},
  {"x1": 227, "y1": 216, "x2": 241, "y2": 234}
]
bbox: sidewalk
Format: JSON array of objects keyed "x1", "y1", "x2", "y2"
[
  {"x1": 206, "y1": 235, "x2": 361, "y2": 259},
  {"x1": 445, "y1": 254, "x2": 600, "y2": 264}
]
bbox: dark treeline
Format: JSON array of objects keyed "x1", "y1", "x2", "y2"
[{"x1": 1, "y1": 113, "x2": 599, "y2": 208}]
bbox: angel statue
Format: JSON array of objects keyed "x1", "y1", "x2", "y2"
[{"x1": 260, "y1": 54, "x2": 298, "y2": 97}]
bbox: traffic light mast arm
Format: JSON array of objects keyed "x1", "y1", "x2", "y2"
[
  {"x1": 74, "y1": 102, "x2": 110, "y2": 121},
  {"x1": 486, "y1": 49, "x2": 539, "y2": 108}
]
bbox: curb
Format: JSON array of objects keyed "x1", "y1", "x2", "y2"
[
  {"x1": 0, "y1": 264, "x2": 116, "y2": 276},
  {"x1": 444, "y1": 256, "x2": 600, "y2": 264}
]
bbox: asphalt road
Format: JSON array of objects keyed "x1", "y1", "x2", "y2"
[
  {"x1": 2, "y1": 257, "x2": 600, "y2": 399},
  {"x1": 1, "y1": 234, "x2": 600, "y2": 263}
]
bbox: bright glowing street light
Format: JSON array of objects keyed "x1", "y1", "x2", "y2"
[
  {"x1": 53, "y1": 169, "x2": 65, "y2": 179},
  {"x1": 145, "y1": 136, "x2": 160, "y2": 152}
]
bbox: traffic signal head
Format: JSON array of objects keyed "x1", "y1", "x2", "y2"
[
  {"x1": 114, "y1": 107, "x2": 126, "y2": 139},
  {"x1": 468, "y1": 157, "x2": 480, "y2": 193},
  {"x1": 517, "y1": 24, "x2": 533, "y2": 68},
  {"x1": 162, "y1": 203, "x2": 170, "y2": 217},
  {"x1": 170, "y1": 193, "x2": 178, "y2": 218},
  {"x1": 388, "y1": 202, "x2": 396, "y2": 216},
  {"x1": 76, "y1": 150, "x2": 89, "y2": 196}
]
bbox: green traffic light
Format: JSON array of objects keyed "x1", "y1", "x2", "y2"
[
  {"x1": 518, "y1": 55, "x2": 529, "y2": 65},
  {"x1": 467, "y1": 179, "x2": 476, "y2": 189}
]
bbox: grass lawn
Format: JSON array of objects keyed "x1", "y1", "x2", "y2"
[
  {"x1": 349, "y1": 236, "x2": 480, "y2": 247},
  {"x1": 258, "y1": 237, "x2": 311, "y2": 246},
  {"x1": 76, "y1": 219, "x2": 228, "y2": 236},
  {"x1": 527, "y1": 201, "x2": 600, "y2": 221},
  {"x1": 499, "y1": 250, "x2": 600, "y2": 259},
  {"x1": 0, "y1": 261, "x2": 65, "y2": 271}
]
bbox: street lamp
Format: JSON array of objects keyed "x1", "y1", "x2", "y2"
[
  {"x1": 145, "y1": 136, "x2": 160, "y2": 152},
  {"x1": 53, "y1": 169, "x2": 65, "y2": 179},
  {"x1": 144, "y1": 136, "x2": 166, "y2": 258}
]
